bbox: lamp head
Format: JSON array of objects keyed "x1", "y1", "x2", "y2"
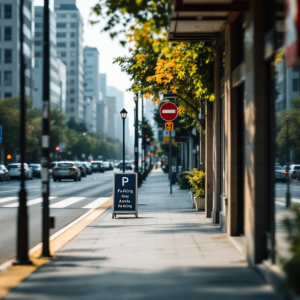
[
  {"x1": 133, "y1": 96, "x2": 138, "y2": 102},
  {"x1": 120, "y1": 108, "x2": 128, "y2": 120}
]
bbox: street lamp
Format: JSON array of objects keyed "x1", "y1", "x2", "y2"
[
  {"x1": 120, "y1": 108, "x2": 128, "y2": 173},
  {"x1": 286, "y1": 115, "x2": 291, "y2": 207},
  {"x1": 133, "y1": 95, "x2": 139, "y2": 174}
]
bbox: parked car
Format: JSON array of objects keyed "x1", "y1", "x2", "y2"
[
  {"x1": 0, "y1": 165, "x2": 10, "y2": 182},
  {"x1": 83, "y1": 162, "x2": 92, "y2": 175},
  {"x1": 109, "y1": 162, "x2": 114, "y2": 170},
  {"x1": 102, "y1": 161, "x2": 110, "y2": 170},
  {"x1": 7, "y1": 163, "x2": 33, "y2": 180},
  {"x1": 75, "y1": 162, "x2": 87, "y2": 177},
  {"x1": 275, "y1": 165, "x2": 285, "y2": 183},
  {"x1": 118, "y1": 161, "x2": 133, "y2": 171},
  {"x1": 49, "y1": 161, "x2": 58, "y2": 177},
  {"x1": 114, "y1": 160, "x2": 120, "y2": 168},
  {"x1": 53, "y1": 162, "x2": 81, "y2": 182},
  {"x1": 288, "y1": 164, "x2": 300, "y2": 180},
  {"x1": 91, "y1": 161, "x2": 105, "y2": 173},
  {"x1": 29, "y1": 163, "x2": 42, "y2": 178}
]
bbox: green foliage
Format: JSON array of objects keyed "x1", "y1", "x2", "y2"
[
  {"x1": 282, "y1": 205, "x2": 300, "y2": 296},
  {"x1": 178, "y1": 171, "x2": 191, "y2": 188},
  {"x1": 184, "y1": 168, "x2": 205, "y2": 198}
]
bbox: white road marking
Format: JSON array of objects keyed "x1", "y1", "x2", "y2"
[
  {"x1": 275, "y1": 201, "x2": 285, "y2": 207},
  {"x1": 0, "y1": 190, "x2": 19, "y2": 194},
  {"x1": 50, "y1": 197, "x2": 86, "y2": 208},
  {"x1": 82, "y1": 197, "x2": 110, "y2": 209},
  {"x1": 162, "y1": 109, "x2": 176, "y2": 114},
  {"x1": 276, "y1": 197, "x2": 300, "y2": 204},
  {"x1": 3, "y1": 197, "x2": 56, "y2": 207},
  {"x1": 0, "y1": 197, "x2": 18, "y2": 204}
]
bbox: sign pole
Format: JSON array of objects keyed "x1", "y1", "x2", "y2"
[{"x1": 169, "y1": 130, "x2": 172, "y2": 194}]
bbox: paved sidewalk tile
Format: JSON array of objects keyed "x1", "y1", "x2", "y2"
[{"x1": 5, "y1": 169, "x2": 280, "y2": 300}]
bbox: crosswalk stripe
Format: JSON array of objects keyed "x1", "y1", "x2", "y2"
[
  {"x1": 82, "y1": 197, "x2": 110, "y2": 209},
  {"x1": 0, "y1": 197, "x2": 18, "y2": 204},
  {"x1": 3, "y1": 197, "x2": 57, "y2": 208},
  {"x1": 50, "y1": 197, "x2": 86, "y2": 208}
]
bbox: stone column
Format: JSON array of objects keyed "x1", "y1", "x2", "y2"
[{"x1": 205, "y1": 99, "x2": 213, "y2": 218}]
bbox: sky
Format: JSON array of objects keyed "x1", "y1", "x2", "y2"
[{"x1": 33, "y1": 0, "x2": 135, "y2": 136}]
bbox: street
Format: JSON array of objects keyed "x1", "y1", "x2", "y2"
[
  {"x1": 275, "y1": 180, "x2": 300, "y2": 206},
  {"x1": 0, "y1": 171, "x2": 115, "y2": 264}
]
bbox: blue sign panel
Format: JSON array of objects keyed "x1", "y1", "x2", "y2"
[
  {"x1": 146, "y1": 145, "x2": 151, "y2": 151},
  {"x1": 113, "y1": 173, "x2": 138, "y2": 218},
  {"x1": 158, "y1": 129, "x2": 163, "y2": 142},
  {"x1": 0, "y1": 126, "x2": 2, "y2": 144}
]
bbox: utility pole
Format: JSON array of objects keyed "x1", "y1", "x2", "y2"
[
  {"x1": 134, "y1": 94, "x2": 139, "y2": 174},
  {"x1": 286, "y1": 115, "x2": 291, "y2": 207},
  {"x1": 169, "y1": 130, "x2": 172, "y2": 194},
  {"x1": 142, "y1": 94, "x2": 146, "y2": 177},
  {"x1": 41, "y1": 0, "x2": 51, "y2": 257},
  {"x1": 14, "y1": 0, "x2": 32, "y2": 265}
]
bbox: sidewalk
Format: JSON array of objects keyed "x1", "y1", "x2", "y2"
[{"x1": 5, "y1": 169, "x2": 280, "y2": 300}]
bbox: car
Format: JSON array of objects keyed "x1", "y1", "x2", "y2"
[
  {"x1": 114, "y1": 160, "x2": 120, "y2": 168},
  {"x1": 29, "y1": 163, "x2": 42, "y2": 178},
  {"x1": 75, "y1": 162, "x2": 87, "y2": 177},
  {"x1": 102, "y1": 161, "x2": 110, "y2": 170},
  {"x1": 118, "y1": 161, "x2": 133, "y2": 171},
  {"x1": 275, "y1": 165, "x2": 285, "y2": 183},
  {"x1": 7, "y1": 163, "x2": 33, "y2": 180},
  {"x1": 91, "y1": 161, "x2": 105, "y2": 172},
  {"x1": 49, "y1": 162, "x2": 58, "y2": 177},
  {"x1": 0, "y1": 165, "x2": 10, "y2": 182},
  {"x1": 109, "y1": 162, "x2": 114, "y2": 170},
  {"x1": 53, "y1": 162, "x2": 81, "y2": 182},
  {"x1": 82, "y1": 162, "x2": 92, "y2": 175},
  {"x1": 288, "y1": 164, "x2": 300, "y2": 180}
]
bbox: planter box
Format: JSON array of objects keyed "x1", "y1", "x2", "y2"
[
  {"x1": 189, "y1": 192, "x2": 195, "y2": 208},
  {"x1": 194, "y1": 197, "x2": 205, "y2": 210}
]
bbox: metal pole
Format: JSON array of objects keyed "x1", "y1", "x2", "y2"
[
  {"x1": 135, "y1": 94, "x2": 139, "y2": 173},
  {"x1": 41, "y1": 0, "x2": 51, "y2": 257},
  {"x1": 286, "y1": 116, "x2": 291, "y2": 207},
  {"x1": 123, "y1": 119, "x2": 125, "y2": 173},
  {"x1": 142, "y1": 95, "x2": 145, "y2": 177},
  {"x1": 14, "y1": 0, "x2": 31, "y2": 265},
  {"x1": 169, "y1": 130, "x2": 172, "y2": 194}
]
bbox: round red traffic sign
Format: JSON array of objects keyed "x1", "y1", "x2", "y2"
[{"x1": 159, "y1": 102, "x2": 178, "y2": 122}]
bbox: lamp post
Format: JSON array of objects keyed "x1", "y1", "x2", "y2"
[
  {"x1": 120, "y1": 108, "x2": 128, "y2": 173},
  {"x1": 286, "y1": 115, "x2": 291, "y2": 207},
  {"x1": 133, "y1": 95, "x2": 138, "y2": 173},
  {"x1": 14, "y1": 0, "x2": 32, "y2": 265}
]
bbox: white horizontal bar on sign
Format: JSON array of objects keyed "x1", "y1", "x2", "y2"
[
  {"x1": 50, "y1": 197, "x2": 85, "y2": 208},
  {"x1": 0, "y1": 197, "x2": 18, "y2": 204},
  {"x1": 3, "y1": 197, "x2": 57, "y2": 207},
  {"x1": 162, "y1": 109, "x2": 176, "y2": 114},
  {"x1": 82, "y1": 197, "x2": 110, "y2": 209}
]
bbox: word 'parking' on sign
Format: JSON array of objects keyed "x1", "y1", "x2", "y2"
[{"x1": 113, "y1": 173, "x2": 138, "y2": 218}]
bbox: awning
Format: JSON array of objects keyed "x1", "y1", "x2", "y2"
[{"x1": 168, "y1": 0, "x2": 249, "y2": 41}]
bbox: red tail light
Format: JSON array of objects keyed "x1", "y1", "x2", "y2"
[
  {"x1": 71, "y1": 167, "x2": 76, "y2": 171},
  {"x1": 282, "y1": 171, "x2": 287, "y2": 174},
  {"x1": 292, "y1": 170, "x2": 295, "y2": 173},
  {"x1": 54, "y1": 167, "x2": 58, "y2": 171}
]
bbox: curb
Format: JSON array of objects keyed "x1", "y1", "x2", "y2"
[{"x1": 0, "y1": 196, "x2": 113, "y2": 299}]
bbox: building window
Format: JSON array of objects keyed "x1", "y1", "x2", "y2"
[
  {"x1": 70, "y1": 52, "x2": 75, "y2": 57},
  {"x1": 70, "y1": 61, "x2": 75, "y2": 66},
  {"x1": 4, "y1": 4, "x2": 12, "y2": 19},
  {"x1": 60, "y1": 52, "x2": 66, "y2": 57},
  {"x1": 35, "y1": 23, "x2": 43, "y2": 28},
  {"x1": 87, "y1": 53, "x2": 93, "y2": 57},
  {"x1": 4, "y1": 71, "x2": 12, "y2": 86},
  {"x1": 4, "y1": 93, "x2": 12, "y2": 98},
  {"x1": 57, "y1": 42, "x2": 66, "y2": 47},
  {"x1": 70, "y1": 23, "x2": 76, "y2": 28},
  {"x1": 59, "y1": 14, "x2": 67, "y2": 18},
  {"x1": 4, "y1": 27, "x2": 12, "y2": 41},
  {"x1": 293, "y1": 78, "x2": 299, "y2": 91},
  {"x1": 70, "y1": 89, "x2": 75, "y2": 94},
  {"x1": 70, "y1": 80, "x2": 75, "y2": 85},
  {"x1": 70, "y1": 42, "x2": 75, "y2": 47},
  {"x1": 70, "y1": 98, "x2": 75, "y2": 103},
  {"x1": 35, "y1": 12, "x2": 42, "y2": 17},
  {"x1": 70, "y1": 33, "x2": 75, "y2": 38},
  {"x1": 70, "y1": 70, "x2": 75, "y2": 75},
  {"x1": 35, "y1": 41, "x2": 43, "y2": 46},
  {"x1": 71, "y1": 14, "x2": 77, "y2": 18},
  {"x1": 57, "y1": 23, "x2": 66, "y2": 28},
  {"x1": 4, "y1": 49, "x2": 12, "y2": 63},
  {"x1": 70, "y1": 108, "x2": 75, "y2": 112},
  {"x1": 35, "y1": 52, "x2": 42, "y2": 57},
  {"x1": 57, "y1": 32, "x2": 66, "y2": 38},
  {"x1": 35, "y1": 32, "x2": 43, "y2": 37}
]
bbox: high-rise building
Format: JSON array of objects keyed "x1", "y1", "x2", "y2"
[
  {"x1": 83, "y1": 47, "x2": 99, "y2": 132},
  {"x1": 33, "y1": 6, "x2": 66, "y2": 113},
  {"x1": 54, "y1": 0, "x2": 84, "y2": 122},
  {"x1": 106, "y1": 96, "x2": 117, "y2": 139},
  {"x1": 0, "y1": 0, "x2": 33, "y2": 100},
  {"x1": 99, "y1": 73, "x2": 107, "y2": 103},
  {"x1": 97, "y1": 73, "x2": 108, "y2": 133},
  {"x1": 107, "y1": 86, "x2": 124, "y2": 142}
]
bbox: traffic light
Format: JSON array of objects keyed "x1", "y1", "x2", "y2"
[
  {"x1": 55, "y1": 146, "x2": 60, "y2": 151},
  {"x1": 7, "y1": 154, "x2": 12, "y2": 160},
  {"x1": 145, "y1": 134, "x2": 148, "y2": 138}
]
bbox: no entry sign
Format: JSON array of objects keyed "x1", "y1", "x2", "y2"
[{"x1": 160, "y1": 102, "x2": 178, "y2": 122}]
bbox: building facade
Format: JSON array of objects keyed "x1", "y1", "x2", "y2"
[
  {"x1": 97, "y1": 73, "x2": 108, "y2": 133},
  {"x1": 0, "y1": 0, "x2": 33, "y2": 100},
  {"x1": 33, "y1": 6, "x2": 66, "y2": 112},
  {"x1": 54, "y1": 0, "x2": 84, "y2": 122},
  {"x1": 106, "y1": 96, "x2": 117, "y2": 139}
]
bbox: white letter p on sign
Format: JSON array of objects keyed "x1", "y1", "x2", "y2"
[{"x1": 122, "y1": 177, "x2": 129, "y2": 186}]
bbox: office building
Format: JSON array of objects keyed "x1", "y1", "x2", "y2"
[
  {"x1": 107, "y1": 86, "x2": 124, "y2": 142},
  {"x1": 97, "y1": 73, "x2": 108, "y2": 133},
  {"x1": 106, "y1": 96, "x2": 117, "y2": 139},
  {"x1": 33, "y1": 6, "x2": 66, "y2": 113},
  {"x1": 54, "y1": 0, "x2": 84, "y2": 122},
  {"x1": 0, "y1": 0, "x2": 33, "y2": 100}
]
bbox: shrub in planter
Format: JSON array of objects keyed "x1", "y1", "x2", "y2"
[
  {"x1": 178, "y1": 171, "x2": 191, "y2": 189},
  {"x1": 184, "y1": 169, "x2": 205, "y2": 198}
]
